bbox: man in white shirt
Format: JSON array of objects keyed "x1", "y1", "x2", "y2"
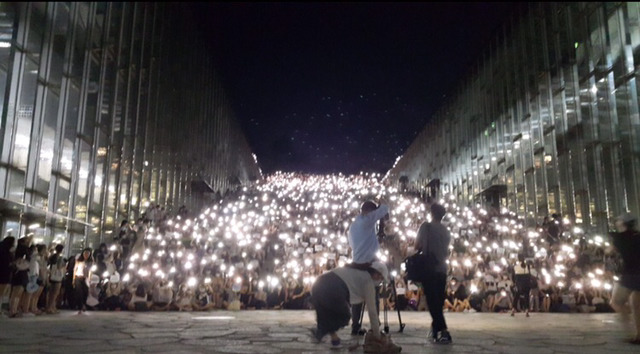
[{"x1": 347, "y1": 200, "x2": 389, "y2": 335}]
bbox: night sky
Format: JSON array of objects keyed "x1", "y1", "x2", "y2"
[{"x1": 195, "y1": 2, "x2": 519, "y2": 175}]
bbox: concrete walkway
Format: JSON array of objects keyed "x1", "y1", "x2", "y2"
[{"x1": 0, "y1": 310, "x2": 638, "y2": 353}]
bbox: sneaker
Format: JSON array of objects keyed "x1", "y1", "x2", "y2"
[
  {"x1": 308, "y1": 328, "x2": 323, "y2": 343},
  {"x1": 427, "y1": 329, "x2": 436, "y2": 340},
  {"x1": 331, "y1": 338, "x2": 342, "y2": 350},
  {"x1": 433, "y1": 330, "x2": 452, "y2": 345}
]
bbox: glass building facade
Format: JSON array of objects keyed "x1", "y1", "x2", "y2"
[
  {"x1": 388, "y1": 2, "x2": 640, "y2": 233},
  {"x1": 0, "y1": 3, "x2": 261, "y2": 253}
]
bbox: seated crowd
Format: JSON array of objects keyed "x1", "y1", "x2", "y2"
[{"x1": 0, "y1": 173, "x2": 618, "y2": 317}]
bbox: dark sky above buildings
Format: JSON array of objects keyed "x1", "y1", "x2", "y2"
[{"x1": 196, "y1": 2, "x2": 518, "y2": 175}]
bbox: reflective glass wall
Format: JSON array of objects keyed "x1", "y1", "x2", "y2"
[
  {"x1": 0, "y1": 3, "x2": 261, "y2": 253},
  {"x1": 388, "y1": 3, "x2": 640, "y2": 234}
]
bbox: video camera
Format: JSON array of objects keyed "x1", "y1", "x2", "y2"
[{"x1": 377, "y1": 215, "x2": 394, "y2": 242}]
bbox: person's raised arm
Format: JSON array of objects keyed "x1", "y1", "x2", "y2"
[{"x1": 366, "y1": 204, "x2": 390, "y2": 222}]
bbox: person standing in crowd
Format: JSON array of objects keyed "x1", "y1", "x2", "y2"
[
  {"x1": 73, "y1": 248, "x2": 93, "y2": 314},
  {"x1": 309, "y1": 261, "x2": 400, "y2": 353},
  {"x1": 511, "y1": 254, "x2": 532, "y2": 317},
  {"x1": 28, "y1": 244, "x2": 48, "y2": 315},
  {"x1": 46, "y1": 244, "x2": 65, "y2": 314},
  {"x1": 609, "y1": 212, "x2": 640, "y2": 344},
  {"x1": 347, "y1": 200, "x2": 389, "y2": 335},
  {"x1": 415, "y1": 203, "x2": 452, "y2": 344},
  {"x1": 9, "y1": 236, "x2": 32, "y2": 318},
  {"x1": 545, "y1": 214, "x2": 562, "y2": 246},
  {"x1": 116, "y1": 220, "x2": 133, "y2": 260},
  {"x1": 20, "y1": 244, "x2": 40, "y2": 315},
  {"x1": 0, "y1": 236, "x2": 15, "y2": 315}
]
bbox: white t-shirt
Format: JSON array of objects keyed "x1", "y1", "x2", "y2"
[
  {"x1": 484, "y1": 274, "x2": 498, "y2": 292},
  {"x1": 497, "y1": 279, "x2": 513, "y2": 291}
]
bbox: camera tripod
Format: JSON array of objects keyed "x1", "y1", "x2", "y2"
[
  {"x1": 373, "y1": 218, "x2": 405, "y2": 333},
  {"x1": 357, "y1": 276, "x2": 406, "y2": 333}
]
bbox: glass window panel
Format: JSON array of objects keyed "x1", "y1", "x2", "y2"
[
  {"x1": 70, "y1": 3, "x2": 88, "y2": 79},
  {"x1": 54, "y1": 178, "x2": 69, "y2": 215},
  {"x1": 92, "y1": 131, "x2": 108, "y2": 210},
  {"x1": 7, "y1": 169, "x2": 25, "y2": 201},
  {"x1": 35, "y1": 90, "x2": 59, "y2": 193},
  {"x1": 60, "y1": 82, "x2": 80, "y2": 177},
  {"x1": 25, "y1": 3, "x2": 45, "y2": 56},
  {"x1": 12, "y1": 58, "x2": 39, "y2": 170},
  {"x1": 150, "y1": 168, "x2": 157, "y2": 202},
  {"x1": 0, "y1": 3, "x2": 16, "y2": 118},
  {"x1": 534, "y1": 151, "x2": 547, "y2": 218},
  {"x1": 75, "y1": 141, "x2": 91, "y2": 219},
  {"x1": 49, "y1": 2, "x2": 70, "y2": 88},
  {"x1": 91, "y1": 3, "x2": 106, "y2": 48},
  {"x1": 525, "y1": 169, "x2": 536, "y2": 224}
]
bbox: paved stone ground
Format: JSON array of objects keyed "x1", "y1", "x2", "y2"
[{"x1": 0, "y1": 310, "x2": 638, "y2": 353}]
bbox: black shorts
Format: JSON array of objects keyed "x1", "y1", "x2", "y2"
[{"x1": 11, "y1": 270, "x2": 28, "y2": 288}]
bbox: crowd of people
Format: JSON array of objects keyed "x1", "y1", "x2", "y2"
[{"x1": 0, "y1": 172, "x2": 635, "y2": 344}]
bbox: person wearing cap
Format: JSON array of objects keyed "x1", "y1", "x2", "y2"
[
  {"x1": 609, "y1": 212, "x2": 640, "y2": 344},
  {"x1": 309, "y1": 262, "x2": 399, "y2": 351},
  {"x1": 347, "y1": 200, "x2": 389, "y2": 335},
  {"x1": 415, "y1": 203, "x2": 452, "y2": 344}
]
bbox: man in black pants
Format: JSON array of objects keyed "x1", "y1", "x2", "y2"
[{"x1": 415, "y1": 203, "x2": 452, "y2": 344}]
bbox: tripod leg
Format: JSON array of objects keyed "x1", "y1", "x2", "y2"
[
  {"x1": 383, "y1": 289, "x2": 389, "y2": 334},
  {"x1": 390, "y1": 279, "x2": 405, "y2": 332}
]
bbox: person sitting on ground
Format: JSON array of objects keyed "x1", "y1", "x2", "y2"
[
  {"x1": 151, "y1": 279, "x2": 173, "y2": 311},
  {"x1": 405, "y1": 282, "x2": 420, "y2": 311},
  {"x1": 444, "y1": 279, "x2": 457, "y2": 312},
  {"x1": 452, "y1": 279, "x2": 471, "y2": 312},
  {"x1": 128, "y1": 283, "x2": 152, "y2": 311},
  {"x1": 493, "y1": 287, "x2": 513, "y2": 313},
  {"x1": 172, "y1": 284, "x2": 194, "y2": 312},
  {"x1": 86, "y1": 275, "x2": 102, "y2": 310},
  {"x1": 103, "y1": 274, "x2": 123, "y2": 311},
  {"x1": 283, "y1": 279, "x2": 308, "y2": 309},
  {"x1": 393, "y1": 277, "x2": 408, "y2": 311},
  {"x1": 193, "y1": 283, "x2": 216, "y2": 311},
  {"x1": 252, "y1": 284, "x2": 268, "y2": 310}
]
